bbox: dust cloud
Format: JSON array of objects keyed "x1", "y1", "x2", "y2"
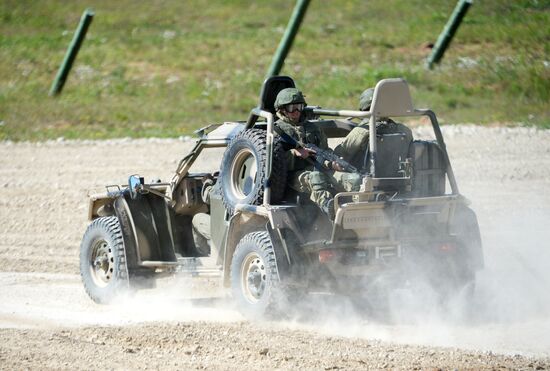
[
  {"x1": 0, "y1": 273, "x2": 242, "y2": 329},
  {"x1": 278, "y1": 126, "x2": 550, "y2": 357},
  {"x1": 280, "y1": 206, "x2": 550, "y2": 357}
]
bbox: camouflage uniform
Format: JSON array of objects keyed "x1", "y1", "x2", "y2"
[
  {"x1": 275, "y1": 117, "x2": 334, "y2": 209},
  {"x1": 274, "y1": 88, "x2": 361, "y2": 214},
  {"x1": 334, "y1": 88, "x2": 413, "y2": 170},
  {"x1": 334, "y1": 120, "x2": 413, "y2": 168}
]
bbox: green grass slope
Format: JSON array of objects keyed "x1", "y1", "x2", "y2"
[{"x1": 0, "y1": 0, "x2": 548, "y2": 140}]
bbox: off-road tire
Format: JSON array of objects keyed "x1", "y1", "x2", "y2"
[
  {"x1": 230, "y1": 231, "x2": 288, "y2": 319},
  {"x1": 442, "y1": 205, "x2": 483, "y2": 302},
  {"x1": 432, "y1": 258, "x2": 476, "y2": 306},
  {"x1": 80, "y1": 216, "x2": 129, "y2": 304},
  {"x1": 220, "y1": 129, "x2": 287, "y2": 215}
]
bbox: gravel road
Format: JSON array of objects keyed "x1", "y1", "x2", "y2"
[{"x1": 1, "y1": 125, "x2": 550, "y2": 370}]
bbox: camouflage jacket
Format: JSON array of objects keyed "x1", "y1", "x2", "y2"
[
  {"x1": 275, "y1": 118, "x2": 329, "y2": 171},
  {"x1": 334, "y1": 118, "x2": 413, "y2": 163}
]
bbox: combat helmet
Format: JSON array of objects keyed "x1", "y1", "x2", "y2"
[
  {"x1": 359, "y1": 88, "x2": 374, "y2": 111},
  {"x1": 274, "y1": 88, "x2": 306, "y2": 110}
]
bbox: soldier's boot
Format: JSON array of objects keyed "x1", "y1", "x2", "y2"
[
  {"x1": 311, "y1": 192, "x2": 335, "y2": 220},
  {"x1": 340, "y1": 172, "x2": 362, "y2": 192},
  {"x1": 321, "y1": 198, "x2": 336, "y2": 221}
]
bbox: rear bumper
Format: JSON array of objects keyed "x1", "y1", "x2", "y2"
[{"x1": 307, "y1": 236, "x2": 466, "y2": 278}]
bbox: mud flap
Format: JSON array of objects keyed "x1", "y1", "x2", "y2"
[
  {"x1": 266, "y1": 223, "x2": 292, "y2": 279},
  {"x1": 266, "y1": 221, "x2": 318, "y2": 290}
]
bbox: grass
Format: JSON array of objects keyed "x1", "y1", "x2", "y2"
[{"x1": 0, "y1": 0, "x2": 549, "y2": 141}]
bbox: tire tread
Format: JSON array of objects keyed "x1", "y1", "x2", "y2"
[
  {"x1": 80, "y1": 216, "x2": 129, "y2": 303},
  {"x1": 220, "y1": 129, "x2": 287, "y2": 214}
]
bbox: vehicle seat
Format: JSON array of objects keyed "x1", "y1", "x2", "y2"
[
  {"x1": 364, "y1": 132, "x2": 412, "y2": 177},
  {"x1": 258, "y1": 75, "x2": 296, "y2": 114},
  {"x1": 247, "y1": 76, "x2": 296, "y2": 127},
  {"x1": 408, "y1": 140, "x2": 446, "y2": 197},
  {"x1": 361, "y1": 78, "x2": 414, "y2": 180}
]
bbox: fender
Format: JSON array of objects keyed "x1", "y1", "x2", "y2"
[
  {"x1": 221, "y1": 211, "x2": 267, "y2": 287},
  {"x1": 88, "y1": 192, "x2": 117, "y2": 220},
  {"x1": 113, "y1": 192, "x2": 178, "y2": 272},
  {"x1": 221, "y1": 205, "x2": 308, "y2": 287}
]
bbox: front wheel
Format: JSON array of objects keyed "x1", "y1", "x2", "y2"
[
  {"x1": 231, "y1": 231, "x2": 289, "y2": 319},
  {"x1": 80, "y1": 216, "x2": 130, "y2": 304}
]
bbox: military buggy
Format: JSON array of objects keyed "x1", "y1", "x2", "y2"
[{"x1": 80, "y1": 77, "x2": 483, "y2": 318}]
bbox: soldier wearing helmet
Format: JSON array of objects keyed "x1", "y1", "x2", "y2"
[
  {"x1": 334, "y1": 88, "x2": 413, "y2": 170},
  {"x1": 274, "y1": 87, "x2": 361, "y2": 219},
  {"x1": 274, "y1": 88, "x2": 323, "y2": 168}
]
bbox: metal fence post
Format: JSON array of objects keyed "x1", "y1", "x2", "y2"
[
  {"x1": 426, "y1": 0, "x2": 472, "y2": 69},
  {"x1": 266, "y1": 0, "x2": 310, "y2": 78},
  {"x1": 49, "y1": 8, "x2": 95, "y2": 96}
]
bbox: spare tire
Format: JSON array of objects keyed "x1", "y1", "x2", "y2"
[{"x1": 220, "y1": 129, "x2": 287, "y2": 214}]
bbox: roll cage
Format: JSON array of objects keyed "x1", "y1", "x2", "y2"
[{"x1": 245, "y1": 76, "x2": 459, "y2": 208}]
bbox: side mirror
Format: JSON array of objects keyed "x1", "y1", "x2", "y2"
[{"x1": 128, "y1": 175, "x2": 144, "y2": 200}]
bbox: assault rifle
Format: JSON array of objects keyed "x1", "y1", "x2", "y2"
[
  {"x1": 273, "y1": 125, "x2": 358, "y2": 173},
  {"x1": 303, "y1": 143, "x2": 358, "y2": 173}
]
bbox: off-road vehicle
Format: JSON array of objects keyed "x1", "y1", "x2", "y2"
[{"x1": 80, "y1": 77, "x2": 483, "y2": 318}]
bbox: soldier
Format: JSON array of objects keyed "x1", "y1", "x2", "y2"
[
  {"x1": 274, "y1": 88, "x2": 361, "y2": 219},
  {"x1": 334, "y1": 88, "x2": 413, "y2": 170}
]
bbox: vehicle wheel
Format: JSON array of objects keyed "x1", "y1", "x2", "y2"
[
  {"x1": 426, "y1": 255, "x2": 476, "y2": 313},
  {"x1": 231, "y1": 231, "x2": 287, "y2": 319},
  {"x1": 439, "y1": 205, "x2": 482, "y2": 304},
  {"x1": 454, "y1": 205, "x2": 484, "y2": 271},
  {"x1": 440, "y1": 264, "x2": 475, "y2": 296},
  {"x1": 220, "y1": 129, "x2": 287, "y2": 215},
  {"x1": 80, "y1": 216, "x2": 129, "y2": 304}
]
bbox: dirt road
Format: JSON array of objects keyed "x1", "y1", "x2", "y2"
[{"x1": 1, "y1": 126, "x2": 550, "y2": 369}]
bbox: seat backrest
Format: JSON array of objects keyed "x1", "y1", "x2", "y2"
[
  {"x1": 408, "y1": 140, "x2": 446, "y2": 197},
  {"x1": 258, "y1": 76, "x2": 296, "y2": 114},
  {"x1": 370, "y1": 78, "x2": 415, "y2": 118},
  {"x1": 363, "y1": 132, "x2": 411, "y2": 178}
]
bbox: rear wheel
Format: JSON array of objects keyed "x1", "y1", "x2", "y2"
[
  {"x1": 442, "y1": 205, "x2": 483, "y2": 306},
  {"x1": 231, "y1": 231, "x2": 288, "y2": 319},
  {"x1": 433, "y1": 260, "x2": 476, "y2": 302},
  {"x1": 80, "y1": 216, "x2": 130, "y2": 304}
]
